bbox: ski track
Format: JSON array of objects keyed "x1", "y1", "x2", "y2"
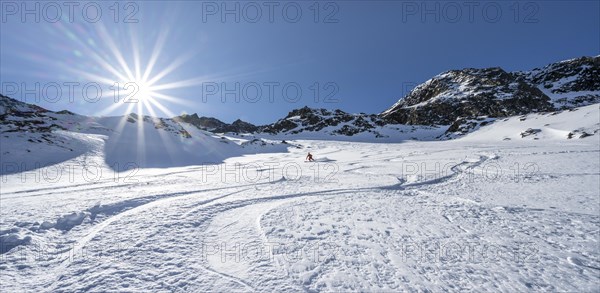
[
  {"x1": 44, "y1": 186, "x2": 256, "y2": 291},
  {"x1": 2, "y1": 140, "x2": 599, "y2": 292},
  {"x1": 47, "y1": 154, "x2": 495, "y2": 291}
]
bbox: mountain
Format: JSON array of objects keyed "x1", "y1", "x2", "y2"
[
  {"x1": 518, "y1": 56, "x2": 600, "y2": 109},
  {"x1": 259, "y1": 106, "x2": 383, "y2": 136},
  {"x1": 215, "y1": 119, "x2": 259, "y2": 133},
  {"x1": 0, "y1": 93, "x2": 90, "y2": 166},
  {"x1": 380, "y1": 67, "x2": 554, "y2": 126},
  {"x1": 173, "y1": 114, "x2": 258, "y2": 133},
  {"x1": 1, "y1": 56, "x2": 598, "y2": 150},
  {"x1": 0, "y1": 94, "x2": 286, "y2": 175},
  {"x1": 381, "y1": 56, "x2": 600, "y2": 127},
  {"x1": 253, "y1": 56, "x2": 598, "y2": 138},
  {"x1": 173, "y1": 114, "x2": 227, "y2": 131}
]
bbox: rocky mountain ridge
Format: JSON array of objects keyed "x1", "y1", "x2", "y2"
[{"x1": 1, "y1": 56, "x2": 598, "y2": 140}]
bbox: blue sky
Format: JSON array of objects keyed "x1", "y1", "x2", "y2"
[{"x1": 1, "y1": 1, "x2": 598, "y2": 124}]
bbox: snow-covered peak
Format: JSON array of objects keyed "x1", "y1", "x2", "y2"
[
  {"x1": 381, "y1": 56, "x2": 599, "y2": 126},
  {"x1": 385, "y1": 67, "x2": 517, "y2": 111}
]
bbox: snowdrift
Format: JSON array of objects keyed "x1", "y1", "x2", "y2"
[{"x1": 461, "y1": 104, "x2": 600, "y2": 141}]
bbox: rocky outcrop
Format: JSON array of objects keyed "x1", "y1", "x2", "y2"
[
  {"x1": 381, "y1": 67, "x2": 554, "y2": 126},
  {"x1": 517, "y1": 56, "x2": 600, "y2": 109},
  {"x1": 174, "y1": 113, "x2": 257, "y2": 133},
  {"x1": 380, "y1": 56, "x2": 599, "y2": 136},
  {"x1": 259, "y1": 106, "x2": 384, "y2": 136}
]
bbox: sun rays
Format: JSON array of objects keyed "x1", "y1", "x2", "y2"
[
  {"x1": 30, "y1": 11, "x2": 205, "y2": 122},
  {"x1": 22, "y1": 11, "x2": 220, "y2": 162},
  {"x1": 3, "y1": 5, "x2": 268, "y2": 162},
  {"x1": 90, "y1": 22, "x2": 182, "y2": 119}
]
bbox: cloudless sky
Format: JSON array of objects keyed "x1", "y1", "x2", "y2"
[{"x1": 1, "y1": 0, "x2": 599, "y2": 124}]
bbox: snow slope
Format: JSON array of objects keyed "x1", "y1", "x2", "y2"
[
  {"x1": 1, "y1": 86, "x2": 599, "y2": 292},
  {"x1": 1, "y1": 107, "x2": 288, "y2": 175},
  {"x1": 1, "y1": 105, "x2": 599, "y2": 292},
  {"x1": 457, "y1": 104, "x2": 600, "y2": 141}
]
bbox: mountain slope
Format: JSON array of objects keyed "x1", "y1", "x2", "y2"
[
  {"x1": 0, "y1": 95, "x2": 286, "y2": 174},
  {"x1": 381, "y1": 67, "x2": 553, "y2": 125},
  {"x1": 1, "y1": 56, "x2": 598, "y2": 152},
  {"x1": 452, "y1": 104, "x2": 600, "y2": 141},
  {"x1": 518, "y1": 56, "x2": 600, "y2": 109},
  {"x1": 173, "y1": 113, "x2": 258, "y2": 133},
  {"x1": 381, "y1": 56, "x2": 599, "y2": 127},
  {"x1": 253, "y1": 106, "x2": 446, "y2": 141},
  {"x1": 260, "y1": 107, "x2": 382, "y2": 135},
  {"x1": 253, "y1": 56, "x2": 598, "y2": 139}
]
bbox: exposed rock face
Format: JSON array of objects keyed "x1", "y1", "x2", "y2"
[
  {"x1": 0, "y1": 94, "x2": 79, "y2": 153},
  {"x1": 0, "y1": 94, "x2": 191, "y2": 139},
  {"x1": 524, "y1": 56, "x2": 600, "y2": 93},
  {"x1": 517, "y1": 56, "x2": 600, "y2": 109},
  {"x1": 259, "y1": 106, "x2": 384, "y2": 136},
  {"x1": 173, "y1": 114, "x2": 257, "y2": 133},
  {"x1": 173, "y1": 114, "x2": 227, "y2": 131},
  {"x1": 214, "y1": 119, "x2": 258, "y2": 133},
  {"x1": 257, "y1": 57, "x2": 598, "y2": 137},
  {"x1": 442, "y1": 117, "x2": 496, "y2": 139},
  {"x1": 378, "y1": 56, "x2": 599, "y2": 135},
  {"x1": 0, "y1": 94, "x2": 66, "y2": 133},
  {"x1": 380, "y1": 67, "x2": 554, "y2": 126}
]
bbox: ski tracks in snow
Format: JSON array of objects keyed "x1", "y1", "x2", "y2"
[
  {"x1": 4, "y1": 141, "x2": 599, "y2": 292},
  {"x1": 45, "y1": 150, "x2": 500, "y2": 291}
]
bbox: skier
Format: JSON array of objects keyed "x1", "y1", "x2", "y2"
[{"x1": 306, "y1": 152, "x2": 315, "y2": 162}]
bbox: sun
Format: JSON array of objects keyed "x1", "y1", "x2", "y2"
[
  {"x1": 51, "y1": 21, "x2": 203, "y2": 119},
  {"x1": 51, "y1": 19, "x2": 239, "y2": 120},
  {"x1": 132, "y1": 79, "x2": 154, "y2": 101}
]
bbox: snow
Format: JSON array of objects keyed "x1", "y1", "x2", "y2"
[
  {"x1": 463, "y1": 104, "x2": 600, "y2": 141},
  {"x1": 385, "y1": 71, "x2": 525, "y2": 111},
  {"x1": 1, "y1": 114, "x2": 288, "y2": 175},
  {"x1": 1, "y1": 106, "x2": 599, "y2": 292},
  {"x1": 538, "y1": 87, "x2": 600, "y2": 108},
  {"x1": 255, "y1": 123, "x2": 448, "y2": 143}
]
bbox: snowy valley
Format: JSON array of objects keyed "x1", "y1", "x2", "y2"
[{"x1": 1, "y1": 56, "x2": 599, "y2": 292}]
